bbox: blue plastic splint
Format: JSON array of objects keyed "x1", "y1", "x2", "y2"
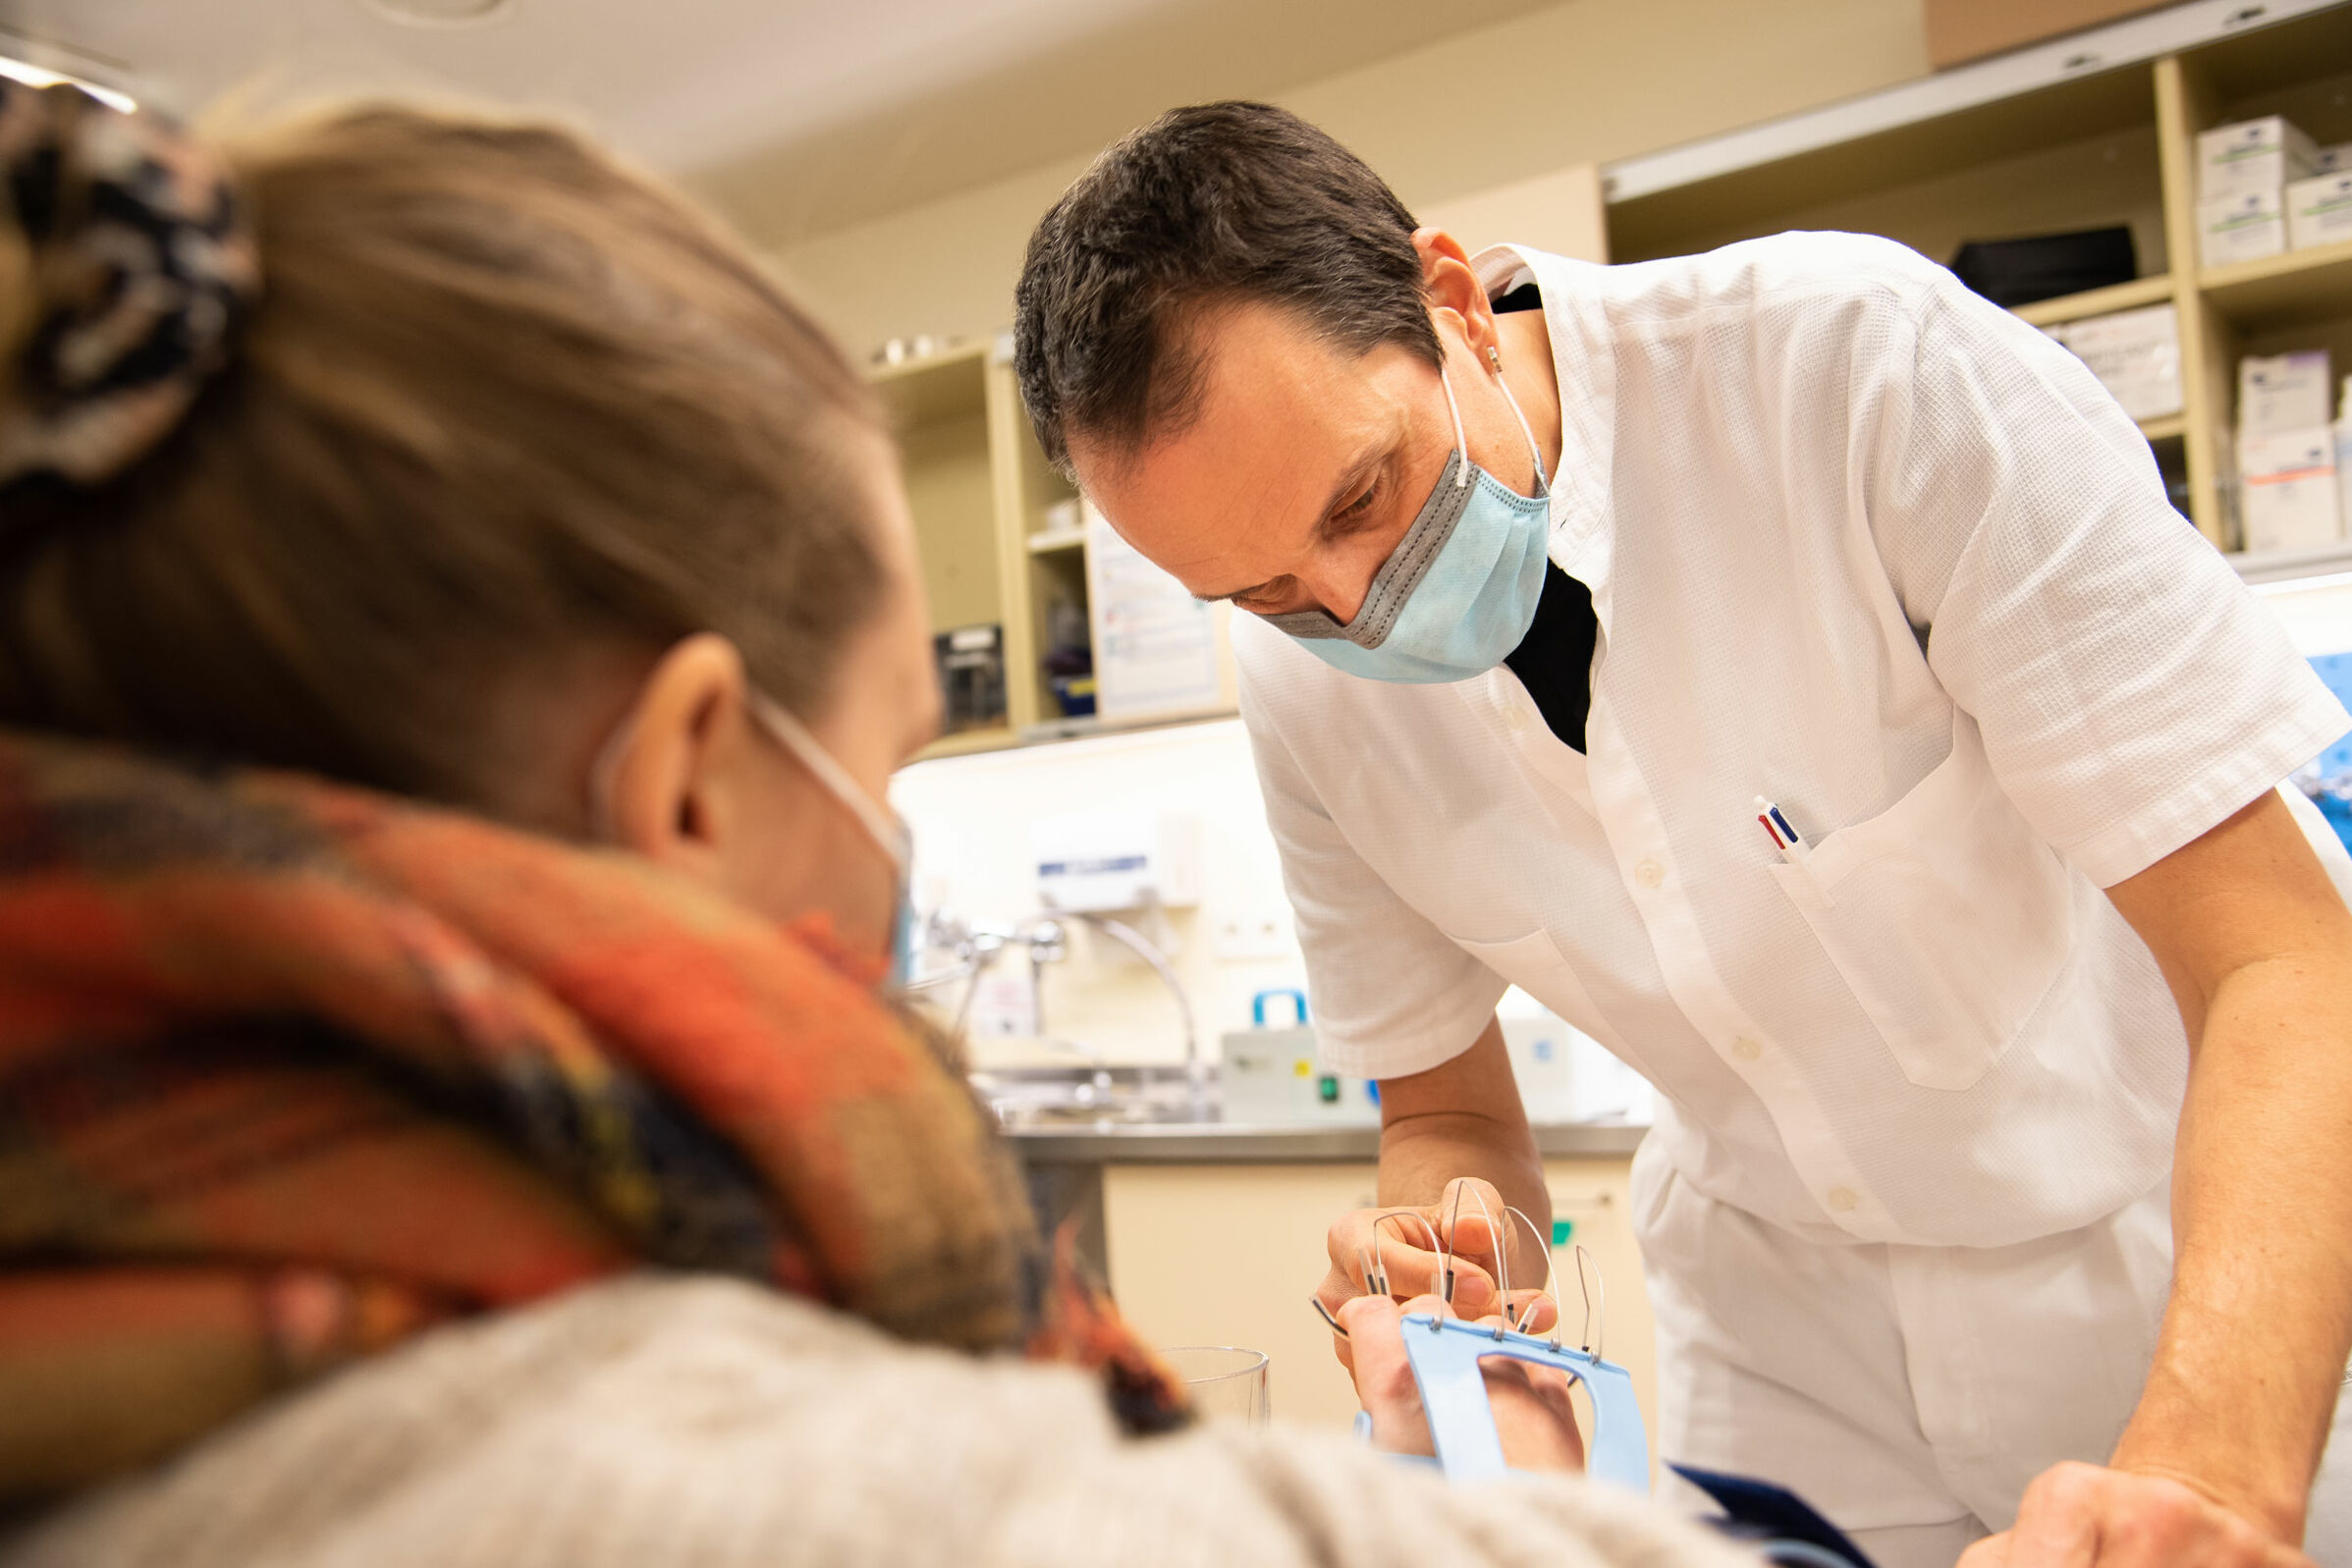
[{"x1": 1397, "y1": 1312, "x2": 1650, "y2": 1491}]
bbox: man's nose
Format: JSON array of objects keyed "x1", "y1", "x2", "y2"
[{"x1": 1298, "y1": 558, "x2": 1374, "y2": 626}]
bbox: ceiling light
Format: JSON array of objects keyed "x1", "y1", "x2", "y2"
[
  {"x1": 0, "y1": 53, "x2": 136, "y2": 114},
  {"x1": 363, "y1": 0, "x2": 518, "y2": 27}
]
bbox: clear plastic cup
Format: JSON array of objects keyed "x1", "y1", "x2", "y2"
[{"x1": 1161, "y1": 1345, "x2": 1270, "y2": 1428}]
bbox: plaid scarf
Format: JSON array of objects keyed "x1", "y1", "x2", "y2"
[{"x1": 0, "y1": 731, "x2": 1185, "y2": 1499}]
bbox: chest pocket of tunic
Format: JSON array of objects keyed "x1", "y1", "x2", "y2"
[{"x1": 1764, "y1": 716, "x2": 2075, "y2": 1092}]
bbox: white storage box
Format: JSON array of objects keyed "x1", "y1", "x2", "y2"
[
  {"x1": 2199, "y1": 116, "x2": 2319, "y2": 201},
  {"x1": 2050, "y1": 304, "x2": 2181, "y2": 422},
  {"x1": 2240, "y1": 428, "x2": 2343, "y2": 553},
  {"x1": 2289, "y1": 173, "x2": 2352, "y2": 251},
  {"x1": 2319, "y1": 141, "x2": 2352, "y2": 175},
  {"x1": 2201, "y1": 189, "x2": 2287, "y2": 269},
  {"x1": 2241, "y1": 351, "x2": 2334, "y2": 437}
]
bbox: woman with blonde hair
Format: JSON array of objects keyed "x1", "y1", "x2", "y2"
[{"x1": 0, "y1": 80, "x2": 1740, "y2": 1568}]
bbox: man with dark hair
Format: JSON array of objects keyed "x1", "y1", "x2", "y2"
[{"x1": 1015, "y1": 102, "x2": 2352, "y2": 1568}]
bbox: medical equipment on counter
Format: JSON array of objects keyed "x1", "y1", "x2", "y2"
[
  {"x1": 1032, "y1": 809, "x2": 1200, "y2": 912},
  {"x1": 1320, "y1": 1196, "x2": 1873, "y2": 1566},
  {"x1": 1221, "y1": 989, "x2": 1380, "y2": 1127}
]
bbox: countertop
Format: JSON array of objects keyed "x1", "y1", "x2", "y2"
[{"x1": 1009, "y1": 1120, "x2": 1648, "y2": 1164}]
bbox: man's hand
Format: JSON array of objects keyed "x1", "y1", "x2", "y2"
[
  {"x1": 1959, "y1": 1462, "x2": 2316, "y2": 1568},
  {"x1": 1316, "y1": 1175, "x2": 1558, "y2": 1371},
  {"x1": 1340, "y1": 1290, "x2": 1586, "y2": 1474}
]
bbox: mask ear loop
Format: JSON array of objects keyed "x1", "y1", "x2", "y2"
[
  {"x1": 748, "y1": 689, "x2": 912, "y2": 875},
  {"x1": 1438, "y1": 365, "x2": 1471, "y2": 492},
  {"x1": 1483, "y1": 342, "x2": 1550, "y2": 496}
]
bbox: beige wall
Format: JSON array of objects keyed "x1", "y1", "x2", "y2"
[{"x1": 759, "y1": 0, "x2": 1929, "y2": 358}]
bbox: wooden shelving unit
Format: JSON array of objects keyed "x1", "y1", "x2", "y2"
[
  {"x1": 1602, "y1": 0, "x2": 2352, "y2": 552},
  {"x1": 873, "y1": 340, "x2": 1062, "y2": 762},
  {"x1": 2012, "y1": 274, "x2": 2174, "y2": 328},
  {"x1": 878, "y1": 337, "x2": 1236, "y2": 762}
]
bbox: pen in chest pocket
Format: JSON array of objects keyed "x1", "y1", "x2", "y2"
[{"x1": 1755, "y1": 796, "x2": 1808, "y2": 864}]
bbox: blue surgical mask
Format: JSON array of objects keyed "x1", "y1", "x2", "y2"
[{"x1": 1263, "y1": 361, "x2": 1551, "y2": 684}]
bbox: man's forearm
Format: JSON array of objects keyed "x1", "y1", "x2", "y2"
[
  {"x1": 1378, "y1": 1106, "x2": 1550, "y2": 1222},
  {"x1": 1375, "y1": 1015, "x2": 1551, "y2": 1271},
  {"x1": 2116, "y1": 954, "x2": 2352, "y2": 1539}
]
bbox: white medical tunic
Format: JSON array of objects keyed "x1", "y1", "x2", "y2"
[{"x1": 1236, "y1": 234, "x2": 2352, "y2": 1255}]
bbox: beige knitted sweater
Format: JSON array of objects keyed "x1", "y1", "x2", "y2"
[{"x1": 0, "y1": 1275, "x2": 1755, "y2": 1568}]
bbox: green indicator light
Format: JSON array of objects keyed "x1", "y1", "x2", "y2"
[{"x1": 1551, "y1": 1218, "x2": 1573, "y2": 1248}]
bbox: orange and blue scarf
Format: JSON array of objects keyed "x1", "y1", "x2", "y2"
[{"x1": 0, "y1": 731, "x2": 1185, "y2": 1498}]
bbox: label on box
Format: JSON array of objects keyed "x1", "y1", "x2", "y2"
[
  {"x1": 2201, "y1": 189, "x2": 2287, "y2": 268},
  {"x1": 2289, "y1": 173, "x2": 2352, "y2": 251}
]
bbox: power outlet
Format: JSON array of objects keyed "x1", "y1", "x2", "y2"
[{"x1": 1214, "y1": 911, "x2": 1291, "y2": 961}]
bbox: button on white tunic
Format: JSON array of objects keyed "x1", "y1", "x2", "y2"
[{"x1": 1237, "y1": 234, "x2": 2351, "y2": 1252}]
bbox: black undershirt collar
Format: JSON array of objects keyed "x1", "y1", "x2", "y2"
[{"x1": 1491, "y1": 279, "x2": 1597, "y2": 753}]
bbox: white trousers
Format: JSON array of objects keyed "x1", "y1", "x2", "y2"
[{"x1": 1631, "y1": 1139, "x2": 2352, "y2": 1568}]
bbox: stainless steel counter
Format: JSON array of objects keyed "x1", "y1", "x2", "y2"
[{"x1": 1011, "y1": 1120, "x2": 1648, "y2": 1164}]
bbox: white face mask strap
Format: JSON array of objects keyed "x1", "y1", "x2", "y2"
[
  {"x1": 748, "y1": 690, "x2": 909, "y2": 874},
  {"x1": 1486, "y1": 344, "x2": 1549, "y2": 495},
  {"x1": 1440, "y1": 364, "x2": 1471, "y2": 491}
]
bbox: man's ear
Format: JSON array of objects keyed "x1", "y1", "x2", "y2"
[
  {"x1": 1412, "y1": 226, "x2": 1496, "y2": 354},
  {"x1": 599, "y1": 632, "x2": 753, "y2": 878}
]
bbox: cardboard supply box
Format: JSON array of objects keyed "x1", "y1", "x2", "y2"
[
  {"x1": 2050, "y1": 304, "x2": 2181, "y2": 422},
  {"x1": 2200, "y1": 189, "x2": 2288, "y2": 269},
  {"x1": 2241, "y1": 351, "x2": 2335, "y2": 436},
  {"x1": 1924, "y1": 0, "x2": 2167, "y2": 71},
  {"x1": 2289, "y1": 173, "x2": 2352, "y2": 251},
  {"x1": 2198, "y1": 116, "x2": 2320, "y2": 201},
  {"x1": 2239, "y1": 428, "x2": 2343, "y2": 553},
  {"x1": 2320, "y1": 142, "x2": 2352, "y2": 175}
]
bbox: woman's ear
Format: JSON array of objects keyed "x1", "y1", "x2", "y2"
[{"x1": 597, "y1": 632, "x2": 754, "y2": 877}]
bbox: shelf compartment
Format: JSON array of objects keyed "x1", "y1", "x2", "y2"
[
  {"x1": 2137, "y1": 412, "x2": 2188, "y2": 442},
  {"x1": 2013, "y1": 273, "x2": 2174, "y2": 327},
  {"x1": 1026, "y1": 529, "x2": 1087, "y2": 555},
  {"x1": 872, "y1": 342, "x2": 989, "y2": 427},
  {"x1": 2200, "y1": 239, "x2": 2352, "y2": 333}
]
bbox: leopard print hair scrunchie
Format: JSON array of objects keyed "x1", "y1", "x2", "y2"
[{"x1": 0, "y1": 77, "x2": 257, "y2": 488}]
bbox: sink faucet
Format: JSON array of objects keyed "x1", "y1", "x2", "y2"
[
  {"x1": 1060, "y1": 908, "x2": 1206, "y2": 1110},
  {"x1": 909, "y1": 901, "x2": 1205, "y2": 1108}
]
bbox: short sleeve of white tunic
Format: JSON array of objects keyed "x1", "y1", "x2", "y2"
[
  {"x1": 1237, "y1": 658, "x2": 1512, "y2": 1073},
  {"x1": 1871, "y1": 258, "x2": 2347, "y2": 886},
  {"x1": 1238, "y1": 233, "x2": 2347, "y2": 1085}
]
